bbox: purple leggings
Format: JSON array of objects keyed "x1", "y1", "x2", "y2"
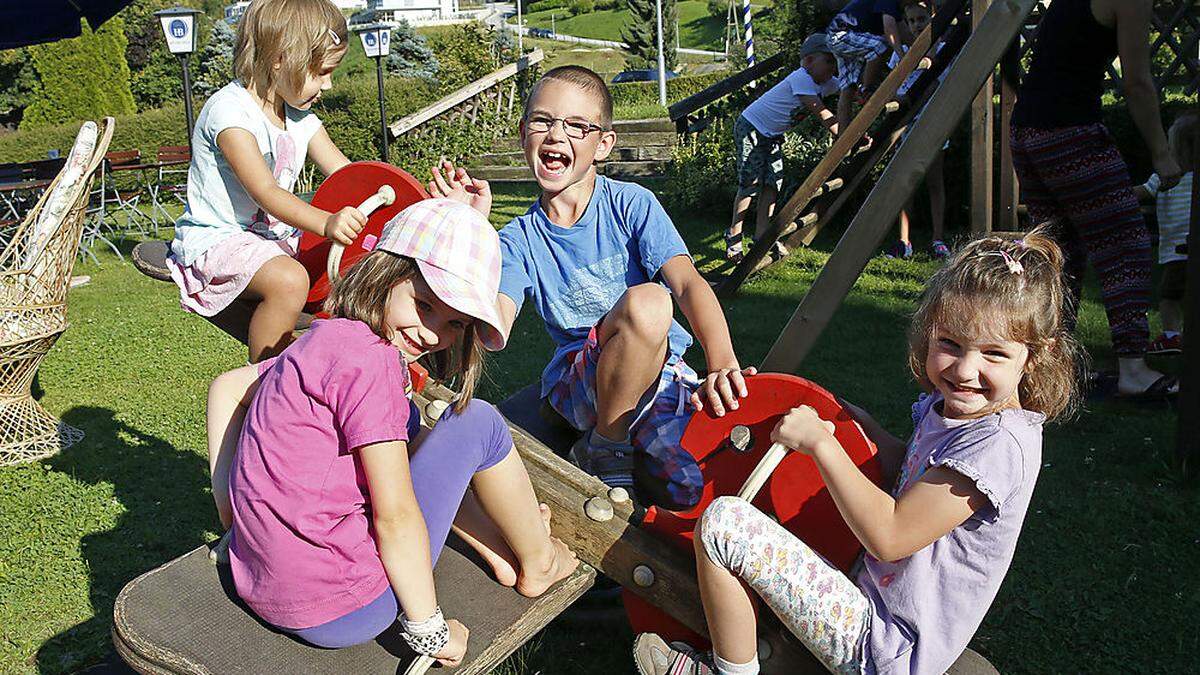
[{"x1": 288, "y1": 399, "x2": 512, "y2": 648}]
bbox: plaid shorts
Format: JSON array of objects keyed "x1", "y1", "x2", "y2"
[
  {"x1": 828, "y1": 18, "x2": 890, "y2": 90},
  {"x1": 545, "y1": 324, "x2": 705, "y2": 509},
  {"x1": 734, "y1": 114, "x2": 784, "y2": 198}
]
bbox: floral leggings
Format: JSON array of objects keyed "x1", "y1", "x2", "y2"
[{"x1": 698, "y1": 496, "x2": 871, "y2": 674}]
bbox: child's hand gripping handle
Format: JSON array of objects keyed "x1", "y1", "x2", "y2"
[
  {"x1": 736, "y1": 442, "x2": 789, "y2": 502},
  {"x1": 326, "y1": 184, "x2": 397, "y2": 283}
]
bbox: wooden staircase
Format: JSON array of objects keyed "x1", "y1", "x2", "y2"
[{"x1": 468, "y1": 118, "x2": 678, "y2": 182}]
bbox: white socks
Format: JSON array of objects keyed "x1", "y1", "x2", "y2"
[{"x1": 713, "y1": 651, "x2": 759, "y2": 675}]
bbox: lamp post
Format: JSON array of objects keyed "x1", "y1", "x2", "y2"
[
  {"x1": 155, "y1": 6, "x2": 203, "y2": 150},
  {"x1": 354, "y1": 23, "x2": 392, "y2": 163}
]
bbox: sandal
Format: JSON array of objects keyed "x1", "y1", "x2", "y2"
[
  {"x1": 1115, "y1": 374, "x2": 1179, "y2": 401},
  {"x1": 1147, "y1": 333, "x2": 1183, "y2": 356},
  {"x1": 725, "y1": 232, "x2": 744, "y2": 262}
]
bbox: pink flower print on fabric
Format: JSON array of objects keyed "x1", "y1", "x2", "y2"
[{"x1": 250, "y1": 132, "x2": 300, "y2": 241}]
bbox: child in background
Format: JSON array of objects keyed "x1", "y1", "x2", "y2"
[
  {"x1": 431, "y1": 66, "x2": 752, "y2": 510},
  {"x1": 827, "y1": 0, "x2": 906, "y2": 135},
  {"x1": 1136, "y1": 111, "x2": 1196, "y2": 355},
  {"x1": 635, "y1": 229, "x2": 1080, "y2": 675},
  {"x1": 886, "y1": 0, "x2": 948, "y2": 260},
  {"x1": 725, "y1": 34, "x2": 839, "y2": 263},
  {"x1": 168, "y1": 0, "x2": 366, "y2": 362},
  {"x1": 206, "y1": 200, "x2": 578, "y2": 661}
]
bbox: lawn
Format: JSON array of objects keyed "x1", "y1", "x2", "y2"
[
  {"x1": 0, "y1": 181, "x2": 1194, "y2": 673},
  {"x1": 518, "y1": 0, "x2": 733, "y2": 52}
]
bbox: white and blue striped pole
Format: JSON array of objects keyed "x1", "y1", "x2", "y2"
[{"x1": 741, "y1": 0, "x2": 756, "y2": 87}]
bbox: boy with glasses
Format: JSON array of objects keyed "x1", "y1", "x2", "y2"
[{"x1": 431, "y1": 66, "x2": 750, "y2": 509}]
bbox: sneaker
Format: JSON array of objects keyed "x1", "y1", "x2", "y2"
[
  {"x1": 885, "y1": 240, "x2": 913, "y2": 259},
  {"x1": 633, "y1": 633, "x2": 715, "y2": 675},
  {"x1": 208, "y1": 530, "x2": 232, "y2": 565},
  {"x1": 931, "y1": 240, "x2": 950, "y2": 259},
  {"x1": 1147, "y1": 333, "x2": 1183, "y2": 356},
  {"x1": 570, "y1": 430, "x2": 639, "y2": 500},
  {"x1": 725, "y1": 232, "x2": 744, "y2": 262}
]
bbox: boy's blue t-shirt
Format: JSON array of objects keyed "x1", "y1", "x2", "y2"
[
  {"x1": 837, "y1": 0, "x2": 902, "y2": 35},
  {"x1": 498, "y1": 175, "x2": 694, "y2": 396}
]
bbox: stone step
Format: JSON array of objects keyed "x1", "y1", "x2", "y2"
[
  {"x1": 472, "y1": 159, "x2": 670, "y2": 182},
  {"x1": 477, "y1": 145, "x2": 674, "y2": 167},
  {"x1": 503, "y1": 130, "x2": 676, "y2": 151}
]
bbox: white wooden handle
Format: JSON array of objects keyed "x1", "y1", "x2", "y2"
[
  {"x1": 402, "y1": 654, "x2": 435, "y2": 675},
  {"x1": 737, "y1": 442, "x2": 788, "y2": 502},
  {"x1": 327, "y1": 184, "x2": 397, "y2": 282}
]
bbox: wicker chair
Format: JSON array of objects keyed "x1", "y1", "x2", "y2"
[{"x1": 0, "y1": 118, "x2": 114, "y2": 466}]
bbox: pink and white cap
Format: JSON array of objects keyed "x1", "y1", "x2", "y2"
[{"x1": 375, "y1": 198, "x2": 508, "y2": 351}]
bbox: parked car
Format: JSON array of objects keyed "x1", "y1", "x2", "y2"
[
  {"x1": 529, "y1": 27, "x2": 554, "y2": 38},
  {"x1": 611, "y1": 69, "x2": 679, "y2": 84}
]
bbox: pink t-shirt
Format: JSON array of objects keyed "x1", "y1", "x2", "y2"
[{"x1": 228, "y1": 318, "x2": 418, "y2": 629}]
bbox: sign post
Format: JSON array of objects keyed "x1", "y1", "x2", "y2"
[
  {"x1": 355, "y1": 23, "x2": 393, "y2": 163},
  {"x1": 155, "y1": 6, "x2": 204, "y2": 150}
]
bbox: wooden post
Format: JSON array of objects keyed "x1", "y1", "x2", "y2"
[
  {"x1": 997, "y1": 40, "x2": 1020, "y2": 232},
  {"x1": 1176, "y1": 135, "x2": 1200, "y2": 480},
  {"x1": 970, "y1": 0, "x2": 994, "y2": 236},
  {"x1": 761, "y1": 0, "x2": 1040, "y2": 374}
]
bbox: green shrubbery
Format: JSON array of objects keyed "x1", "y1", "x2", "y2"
[{"x1": 21, "y1": 19, "x2": 137, "y2": 130}]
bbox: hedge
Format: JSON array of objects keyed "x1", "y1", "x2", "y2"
[{"x1": 609, "y1": 72, "x2": 727, "y2": 109}]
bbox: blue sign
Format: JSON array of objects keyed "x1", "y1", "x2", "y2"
[
  {"x1": 170, "y1": 19, "x2": 188, "y2": 39},
  {"x1": 365, "y1": 32, "x2": 376, "y2": 47}
]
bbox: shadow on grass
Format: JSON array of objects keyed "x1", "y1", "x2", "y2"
[{"x1": 35, "y1": 406, "x2": 215, "y2": 674}]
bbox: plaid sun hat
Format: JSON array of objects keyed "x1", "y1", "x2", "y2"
[{"x1": 375, "y1": 198, "x2": 508, "y2": 351}]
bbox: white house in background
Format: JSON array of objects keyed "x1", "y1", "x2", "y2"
[
  {"x1": 226, "y1": 0, "x2": 367, "y2": 25},
  {"x1": 366, "y1": 0, "x2": 459, "y2": 24},
  {"x1": 224, "y1": 1, "x2": 249, "y2": 24}
]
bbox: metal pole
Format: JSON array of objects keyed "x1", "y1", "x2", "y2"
[
  {"x1": 376, "y1": 54, "x2": 388, "y2": 163},
  {"x1": 551, "y1": 12, "x2": 555, "y2": 36},
  {"x1": 517, "y1": 0, "x2": 523, "y2": 54},
  {"x1": 656, "y1": 0, "x2": 667, "y2": 106},
  {"x1": 741, "y1": 0, "x2": 754, "y2": 66},
  {"x1": 180, "y1": 54, "x2": 196, "y2": 150}
]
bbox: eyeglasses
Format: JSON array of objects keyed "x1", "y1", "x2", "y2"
[{"x1": 524, "y1": 115, "x2": 607, "y2": 139}]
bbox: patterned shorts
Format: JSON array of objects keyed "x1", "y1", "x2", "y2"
[
  {"x1": 699, "y1": 496, "x2": 872, "y2": 674},
  {"x1": 828, "y1": 21, "x2": 890, "y2": 90},
  {"x1": 734, "y1": 114, "x2": 784, "y2": 198},
  {"x1": 545, "y1": 323, "x2": 705, "y2": 509}
]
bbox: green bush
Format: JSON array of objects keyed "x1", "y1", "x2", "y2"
[
  {"x1": 528, "y1": 0, "x2": 568, "y2": 11},
  {"x1": 609, "y1": 72, "x2": 727, "y2": 108},
  {"x1": 0, "y1": 104, "x2": 189, "y2": 163},
  {"x1": 568, "y1": 0, "x2": 595, "y2": 16},
  {"x1": 595, "y1": 0, "x2": 621, "y2": 9},
  {"x1": 21, "y1": 19, "x2": 137, "y2": 129}
]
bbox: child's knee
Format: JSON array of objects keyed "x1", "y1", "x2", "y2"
[
  {"x1": 440, "y1": 399, "x2": 512, "y2": 469},
  {"x1": 263, "y1": 257, "x2": 311, "y2": 302},
  {"x1": 614, "y1": 284, "x2": 673, "y2": 338},
  {"x1": 695, "y1": 495, "x2": 745, "y2": 567}
]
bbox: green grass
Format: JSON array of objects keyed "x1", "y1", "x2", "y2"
[
  {"x1": 0, "y1": 183, "x2": 1194, "y2": 673},
  {"x1": 519, "y1": 0, "x2": 730, "y2": 52}
]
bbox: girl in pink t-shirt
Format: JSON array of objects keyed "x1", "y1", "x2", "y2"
[{"x1": 205, "y1": 199, "x2": 578, "y2": 665}]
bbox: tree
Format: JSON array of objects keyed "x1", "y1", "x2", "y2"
[
  {"x1": 387, "y1": 20, "x2": 439, "y2": 81},
  {"x1": 21, "y1": 18, "x2": 136, "y2": 129},
  {"x1": 622, "y1": 0, "x2": 678, "y2": 71},
  {"x1": 196, "y1": 18, "x2": 237, "y2": 97},
  {"x1": 120, "y1": 0, "x2": 195, "y2": 110},
  {"x1": 0, "y1": 50, "x2": 36, "y2": 127}
]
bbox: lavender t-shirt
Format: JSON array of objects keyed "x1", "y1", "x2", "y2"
[
  {"x1": 228, "y1": 318, "x2": 421, "y2": 629},
  {"x1": 858, "y1": 393, "x2": 1044, "y2": 675}
]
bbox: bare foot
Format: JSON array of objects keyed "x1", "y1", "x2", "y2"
[{"x1": 515, "y1": 535, "x2": 580, "y2": 598}]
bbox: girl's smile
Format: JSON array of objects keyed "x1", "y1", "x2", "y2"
[
  {"x1": 926, "y1": 328, "x2": 1029, "y2": 419},
  {"x1": 384, "y1": 274, "x2": 472, "y2": 359}
]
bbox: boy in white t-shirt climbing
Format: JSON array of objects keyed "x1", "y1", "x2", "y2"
[{"x1": 726, "y1": 34, "x2": 839, "y2": 262}]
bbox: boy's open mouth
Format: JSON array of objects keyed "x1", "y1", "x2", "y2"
[{"x1": 538, "y1": 149, "x2": 572, "y2": 176}]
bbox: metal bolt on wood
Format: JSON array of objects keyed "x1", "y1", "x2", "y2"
[
  {"x1": 633, "y1": 564, "x2": 656, "y2": 588},
  {"x1": 608, "y1": 487, "x2": 630, "y2": 504},
  {"x1": 584, "y1": 497, "x2": 614, "y2": 522}
]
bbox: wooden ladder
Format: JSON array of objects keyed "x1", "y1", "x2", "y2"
[{"x1": 715, "y1": 0, "x2": 971, "y2": 297}]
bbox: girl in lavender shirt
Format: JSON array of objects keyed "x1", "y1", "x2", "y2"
[{"x1": 636, "y1": 228, "x2": 1081, "y2": 675}]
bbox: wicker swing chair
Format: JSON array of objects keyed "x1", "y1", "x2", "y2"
[{"x1": 0, "y1": 118, "x2": 114, "y2": 466}]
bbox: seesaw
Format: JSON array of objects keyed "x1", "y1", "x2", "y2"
[{"x1": 123, "y1": 162, "x2": 997, "y2": 673}]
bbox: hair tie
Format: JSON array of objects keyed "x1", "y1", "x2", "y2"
[
  {"x1": 327, "y1": 29, "x2": 341, "y2": 46},
  {"x1": 981, "y1": 250, "x2": 1024, "y2": 275},
  {"x1": 1014, "y1": 238, "x2": 1027, "y2": 250}
]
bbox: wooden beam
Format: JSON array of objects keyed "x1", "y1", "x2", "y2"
[
  {"x1": 667, "y1": 52, "x2": 787, "y2": 123},
  {"x1": 997, "y1": 41, "x2": 1019, "y2": 232},
  {"x1": 760, "y1": 0, "x2": 1040, "y2": 374},
  {"x1": 1176, "y1": 132, "x2": 1200, "y2": 480},
  {"x1": 389, "y1": 49, "x2": 544, "y2": 137},
  {"x1": 970, "y1": 0, "x2": 995, "y2": 236},
  {"x1": 716, "y1": 0, "x2": 968, "y2": 297}
]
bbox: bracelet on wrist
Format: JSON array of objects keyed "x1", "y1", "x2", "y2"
[{"x1": 400, "y1": 606, "x2": 450, "y2": 656}]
